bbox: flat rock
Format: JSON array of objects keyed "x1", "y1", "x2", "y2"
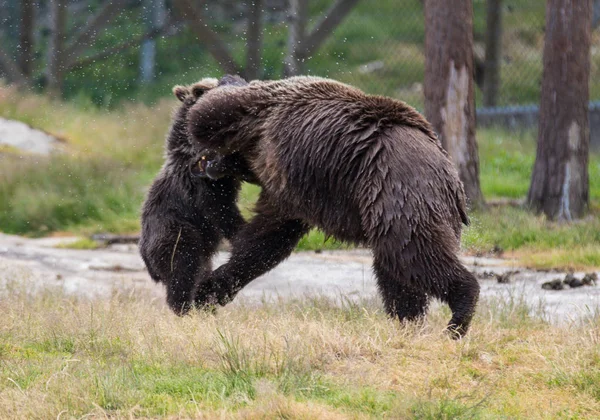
[{"x1": 0, "y1": 117, "x2": 62, "y2": 155}]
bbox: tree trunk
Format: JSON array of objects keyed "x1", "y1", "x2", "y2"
[
  {"x1": 483, "y1": 0, "x2": 502, "y2": 107},
  {"x1": 245, "y1": 0, "x2": 263, "y2": 80},
  {"x1": 0, "y1": 46, "x2": 28, "y2": 85},
  {"x1": 19, "y1": 0, "x2": 34, "y2": 78},
  {"x1": 424, "y1": 0, "x2": 484, "y2": 208},
  {"x1": 4, "y1": 0, "x2": 19, "y2": 46},
  {"x1": 140, "y1": 0, "x2": 165, "y2": 84},
  {"x1": 47, "y1": 0, "x2": 67, "y2": 97},
  {"x1": 527, "y1": 0, "x2": 592, "y2": 221},
  {"x1": 284, "y1": 0, "x2": 308, "y2": 77}
]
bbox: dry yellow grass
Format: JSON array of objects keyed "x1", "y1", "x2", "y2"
[{"x1": 1, "y1": 278, "x2": 599, "y2": 419}]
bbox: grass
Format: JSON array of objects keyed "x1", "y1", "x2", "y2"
[
  {"x1": 463, "y1": 207, "x2": 600, "y2": 269},
  {"x1": 462, "y1": 128, "x2": 600, "y2": 270},
  {"x1": 55, "y1": 238, "x2": 102, "y2": 250},
  {"x1": 1, "y1": 280, "x2": 600, "y2": 418},
  {"x1": 0, "y1": 85, "x2": 167, "y2": 236},
  {"x1": 478, "y1": 129, "x2": 538, "y2": 199},
  {"x1": 464, "y1": 208, "x2": 600, "y2": 271}
]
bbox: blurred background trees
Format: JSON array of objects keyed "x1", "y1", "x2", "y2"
[
  {"x1": 0, "y1": 0, "x2": 362, "y2": 101},
  {"x1": 0, "y1": 0, "x2": 599, "y2": 224},
  {"x1": 2, "y1": 0, "x2": 597, "y2": 109}
]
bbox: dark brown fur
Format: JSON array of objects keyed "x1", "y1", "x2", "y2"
[
  {"x1": 139, "y1": 79, "x2": 254, "y2": 315},
  {"x1": 187, "y1": 75, "x2": 480, "y2": 337}
]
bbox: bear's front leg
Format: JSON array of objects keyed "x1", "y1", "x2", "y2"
[{"x1": 194, "y1": 203, "x2": 310, "y2": 308}]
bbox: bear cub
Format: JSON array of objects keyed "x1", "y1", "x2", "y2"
[{"x1": 139, "y1": 79, "x2": 253, "y2": 315}]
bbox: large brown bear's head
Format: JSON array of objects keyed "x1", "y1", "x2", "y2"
[
  {"x1": 171, "y1": 75, "x2": 255, "y2": 181},
  {"x1": 186, "y1": 75, "x2": 254, "y2": 157}
]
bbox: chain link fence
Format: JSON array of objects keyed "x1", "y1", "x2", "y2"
[
  {"x1": 1, "y1": 0, "x2": 598, "y2": 111},
  {"x1": 295, "y1": 0, "x2": 599, "y2": 111}
]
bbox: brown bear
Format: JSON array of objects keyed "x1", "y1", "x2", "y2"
[
  {"x1": 187, "y1": 75, "x2": 480, "y2": 337},
  {"x1": 139, "y1": 78, "x2": 256, "y2": 315}
]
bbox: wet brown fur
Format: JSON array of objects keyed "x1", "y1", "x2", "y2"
[
  {"x1": 139, "y1": 78, "x2": 254, "y2": 315},
  {"x1": 187, "y1": 75, "x2": 480, "y2": 337}
]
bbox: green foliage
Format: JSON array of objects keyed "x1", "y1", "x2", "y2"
[{"x1": 65, "y1": 9, "x2": 142, "y2": 107}]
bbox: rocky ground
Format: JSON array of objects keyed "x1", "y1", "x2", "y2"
[{"x1": 1, "y1": 232, "x2": 598, "y2": 323}]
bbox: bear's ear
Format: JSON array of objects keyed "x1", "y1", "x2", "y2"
[
  {"x1": 191, "y1": 85, "x2": 207, "y2": 99},
  {"x1": 172, "y1": 85, "x2": 189, "y2": 102},
  {"x1": 218, "y1": 74, "x2": 248, "y2": 87}
]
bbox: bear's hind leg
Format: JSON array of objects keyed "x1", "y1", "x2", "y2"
[
  {"x1": 443, "y1": 262, "x2": 480, "y2": 338},
  {"x1": 373, "y1": 235, "x2": 479, "y2": 338},
  {"x1": 373, "y1": 255, "x2": 429, "y2": 322},
  {"x1": 414, "y1": 247, "x2": 480, "y2": 339}
]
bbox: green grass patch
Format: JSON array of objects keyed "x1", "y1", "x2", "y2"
[
  {"x1": 477, "y1": 128, "x2": 537, "y2": 199},
  {"x1": 0, "y1": 155, "x2": 148, "y2": 236},
  {"x1": 0, "y1": 89, "x2": 166, "y2": 236},
  {"x1": 518, "y1": 246, "x2": 600, "y2": 272},
  {"x1": 297, "y1": 229, "x2": 352, "y2": 252},
  {"x1": 0, "y1": 323, "x2": 397, "y2": 416},
  {"x1": 463, "y1": 128, "x2": 600, "y2": 269},
  {"x1": 463, "y1": 206, "x2": 600, "y2": 270},
  {"x1": 0, "y1": 144, "x2": 24, "y2": 154},
  {"x1": 463, "y1": 207, "x2": 600, "y2": 254},
  {"x1": 409, "y1": 398, "x2": 485, "y2": 419},
  {"x1": 55, "y1": 238, "x2": 102, "y2": 250},
  {"x1": 549, "y1": 366, "x2": 600, "y2": 402}
]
